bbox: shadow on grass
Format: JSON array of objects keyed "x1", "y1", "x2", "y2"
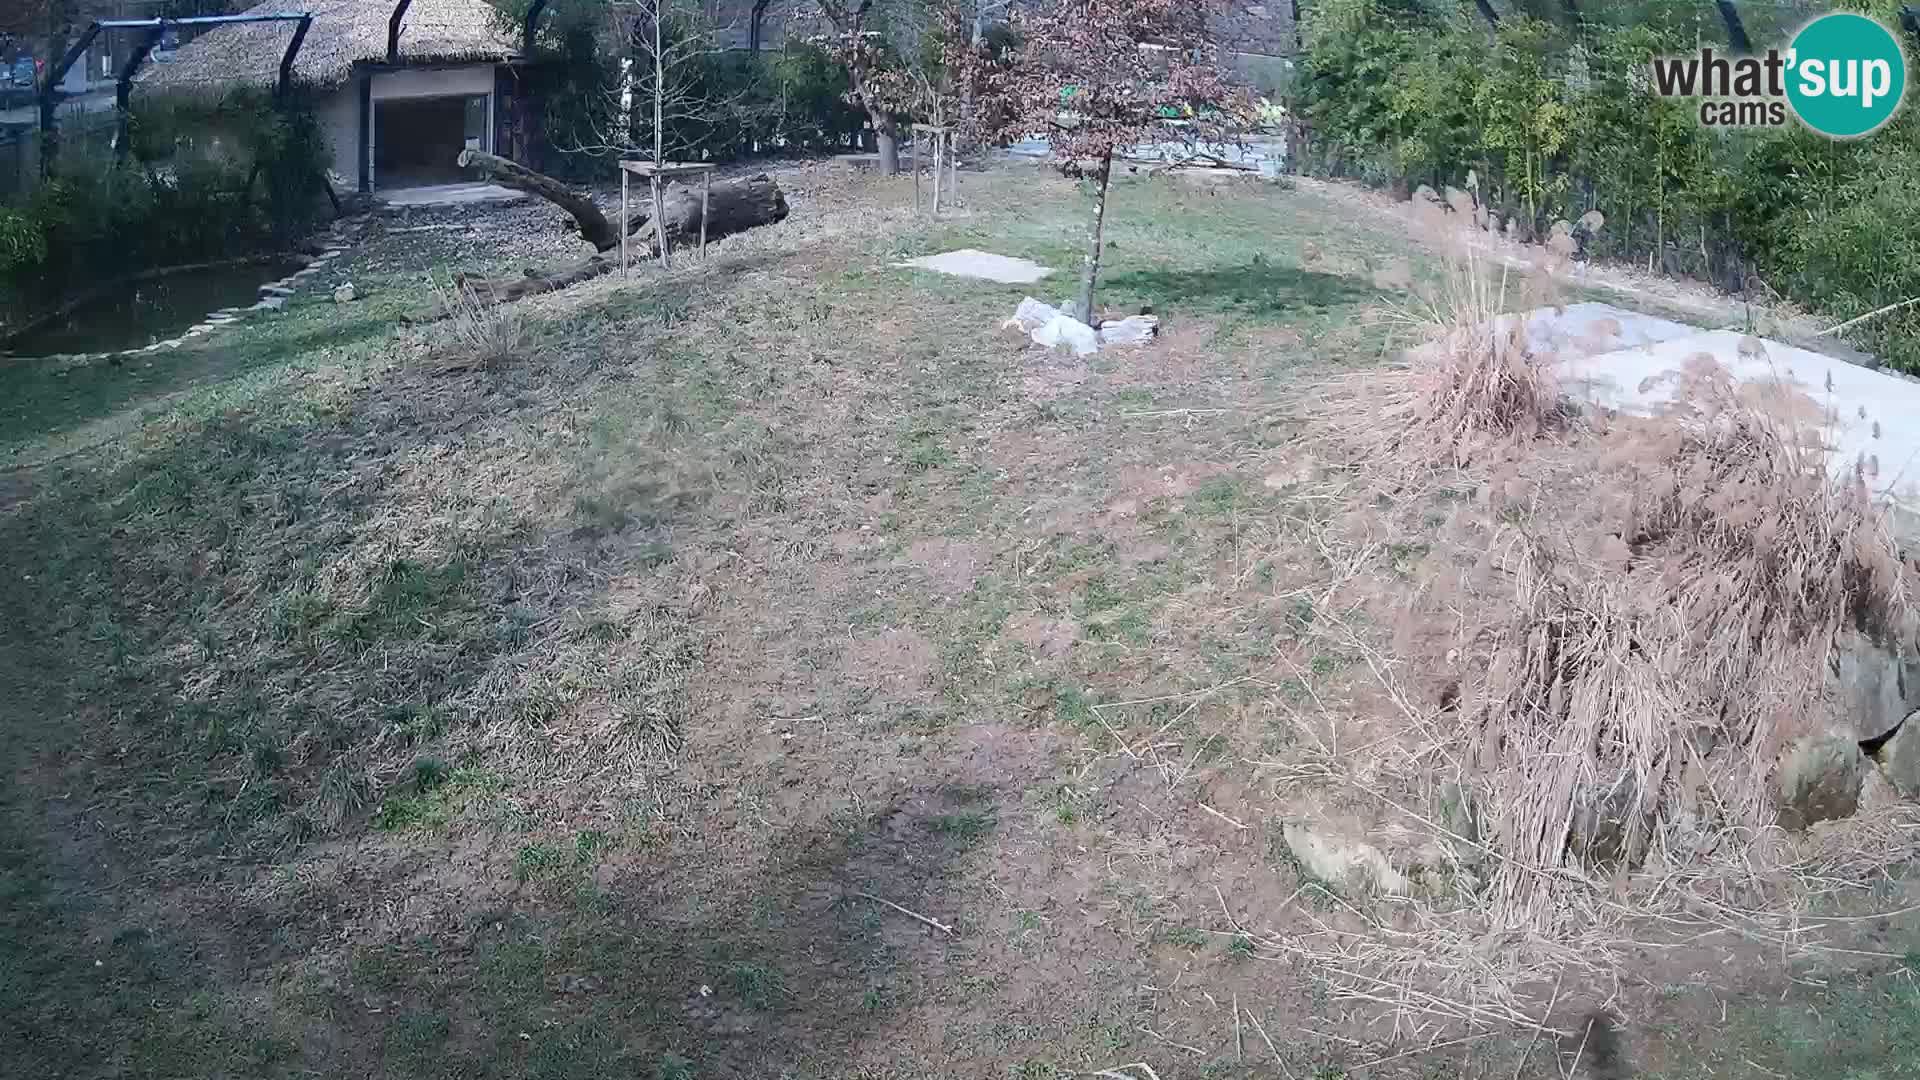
[
  {"x1": 1104, "y1": 260, "x2": 1375, "y2": 322},
  {"x1": 0, "y1": 330, "x2": 716, "y2": 1076}
]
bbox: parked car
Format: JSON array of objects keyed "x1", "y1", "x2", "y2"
[{"x1": 10, "y1": 57, "x2": 37, "y2": 88}]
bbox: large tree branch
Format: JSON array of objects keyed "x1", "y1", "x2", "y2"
[{"x1": 457, "y1": 150, "x2": 791, "y2": 256}]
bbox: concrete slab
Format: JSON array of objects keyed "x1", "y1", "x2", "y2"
[
  {"x1": 1556, "y1": 328, "x2": 1920, "y2": 515},
  {"x1": 896, "y1": 249, "x2": 1054, "y2": 284},
  {"x1": 1517, "y1": 301, "x2": 1700, "y2": 360},
  {"x1": 377, "y1": 183, "x2": 525, "y2": 208}
]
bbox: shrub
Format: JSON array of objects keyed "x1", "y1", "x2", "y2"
[
  {"x1": 1293, "y1": 0, "x2": 1920, "y2": 370},
  {"x1": 0, "y1": 91, "x2": 329, "y2": 326}
]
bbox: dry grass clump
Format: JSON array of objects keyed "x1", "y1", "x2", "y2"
[
  {"x1": 430, "y1": 276, "x2": 534, "y2": 370},
  {"x1": 1286, "y1": 233, "x2": 1920, "y2": 1034},
  {"x1": 1401, "y1": 257, "x2": 1562, "y2": 462},
  {"x1": 1469, "y1": 359, "x2": 1913, "y2": 924},
  {"x1": 1329, "y1": 201, "x2": 1574, "y2": 470}
]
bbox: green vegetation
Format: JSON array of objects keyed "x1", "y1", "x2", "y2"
[
  {"x1": 1, "y1": 91, "x2": 330, "y2": 333},
  {"x1": 0, "y1": 152, "x2": 1912, "y2": 1079},
  {"x1": 1296, "y1": 0, "x2": 1920, "y2": 369}
]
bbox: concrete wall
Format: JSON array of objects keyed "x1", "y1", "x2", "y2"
[
  {"x1": 313, "y1": 65, "x2": 500, "y2": 190},
  {"x1": 317, "y1": 86, "x2": 359, "y2": 188},
  {"x1": 371, "y1": 66, "x2": 496, "y2": 102}
]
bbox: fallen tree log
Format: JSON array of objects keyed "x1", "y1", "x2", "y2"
[
  {"x1": 455, "y1": 150, "x2": 790, "y2": 255},
  {"x1": 452, "y1": 254, "x2": 615, "y2": 305}
]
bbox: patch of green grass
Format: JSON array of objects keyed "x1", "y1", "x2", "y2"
[
  {"x1": 1162, "y1": 926, "x2": 1208, "y2": 951},
  {"x1": 373, "y1": 765, "x2": 501, "y2": 832},
  {"x1": 1226, "y1": 933, "x2": 1256, "y2": 961},
  {"x1": 1080, "y1": 575, "x2": 1128, "y2": 614},
  {"x1": 513, "y1": 841, "x2": 571, "y2": 883},
  {"x1": 1050, "y1": 784, "x2": 1088, "y2": 825},
  {"x1": 1286, "y1": 595, "x2": 1316, "y2": 633},
  {"x1": 574, "y1": 828, "x2": 613, "y2": 865},
  {"x1": 324, "y1": 556, "x2": 473, "y2": 648},
  {"x1": 1645, "y1": 964, "x2": 1920, "y2": 1079},
  {"x1": 726, "y1": 962, "x2": 786, "y2": 1011},
  {"x1": 898, "y1": 423, "x2": 952, "y2": 473},
  {"x1": 654, "y1": 1052, "x2": 696, "y2": 1080},
  {"x1": 931, "y1": 809, "x2": 996, "y2": 847},
  {"x1": 1190, "y1": 476, "x2": 1247, "y2": 517},
  {"x1": 1085, "y1": 604, "x2": 1153, "y2": 647},
  {"x1": 386, "y1": 1010, "x2": 452, "y2": 1066}
]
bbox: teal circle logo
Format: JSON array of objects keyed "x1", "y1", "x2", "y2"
[{"x1": 1785, "y1": 13, "x2": 1908, "y2": 138}]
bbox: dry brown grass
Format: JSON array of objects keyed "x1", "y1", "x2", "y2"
[
  {"x1": 1280, "y1": 216, "x2": 1920, "y2": 1036},
  {"x1": 1319, "y1": 202, "x2": 1575, "y2": 473},
  {"x1": 429, "y1": 276, "x2": 534, "y2": 370},
  {"x1": 1468, "y1": 361, "x2": 1913, "y2": 927}
]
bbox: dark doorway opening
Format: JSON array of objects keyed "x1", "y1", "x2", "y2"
[{"x1": 374, "y1": 95, "x2": 486, "y2": 189}]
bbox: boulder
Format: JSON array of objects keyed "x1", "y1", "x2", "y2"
[
  {"x1": 1829, "y1": 628, "x2": 1920, "y2": 743},
  {"x1": 1569, "y1": 781, "x2": 1652, "y2": 868},
  {"x1": 1776, "y1": 734, "x2": 1867, "y2": 831},
  {"x1": 1282, "y1": 822, "x2": 1411, "y2": 895},
  {"x1": 334, "y1": 283, "x2": 358, "y2": 304},
  {"x1": 1871, "y1": 712, "x2": 1920, "y2": 799}
]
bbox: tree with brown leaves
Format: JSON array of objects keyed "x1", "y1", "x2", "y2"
[
  {"x1": 819, "y1": 0, "x2": 907, "y2": 174},
  {"x1": 969, "y1": 0, "x2": 1249, "y2": 323}
]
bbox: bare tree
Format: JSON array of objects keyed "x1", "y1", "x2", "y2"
[
  {"x1": 560, "y1": 0, "x2": 746, "y2": 166},
  {"x1": 972, "y1": 0, "x2": 1249, "y2": 323}
]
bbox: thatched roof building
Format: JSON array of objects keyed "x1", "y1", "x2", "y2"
[
  {"x1": 136, "y1": 0, "x2": 526, "y2": 195},
  {"x1": 138, "y1": 0, "x2": 517, "y2": 94}
]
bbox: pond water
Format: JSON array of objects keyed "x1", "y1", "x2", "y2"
[{"x1": 4, "y1": 259, "x2": 307, "y2": 358}]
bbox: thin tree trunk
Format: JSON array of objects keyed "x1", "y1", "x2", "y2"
[
  {"x1": 750, "y1": 0, "x2": 771, "y2": 52},
  {"x1": 653, "y1": 2, "x2": 666, "y2": 165},
  {"x1": 874, "y1": 113, "x2": 899, "y2": 175},
  {"x1": 1471, "y1": 0, "x2": 1500, "y2": 35},
  {"x1": 1076, "y1": 151, "x2": 1113, "y2": 325},
  {"x1": 1714, "y1": 0, "x2": 1754, "y2": 53}
]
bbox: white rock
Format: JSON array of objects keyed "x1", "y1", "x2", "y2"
[
  {"x1": 333, "y1": 283, "x2": 358, "y2": 303},
  {"x1": 1282, "y1": 822, "x2": 1411, "y2": 895},
  {"x1": 1098, "y1": 314, "x2": 1160, "y2": 346},
  {"x1": 1005, "y1": 297, "x2": 1099, "y2": 356}
]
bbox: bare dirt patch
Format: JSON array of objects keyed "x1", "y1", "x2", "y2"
[{"x1": 904, "y1": 537, "x2": 991, "y2": 594}]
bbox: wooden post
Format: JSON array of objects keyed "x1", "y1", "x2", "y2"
[
  {"x1": 651, "y1": 174, "x2": 670, "y2": 269},
  {"x1": 912, "y1": 128, "x2": 920, "y2": 212},
  {"x1": 932, "y1": 132, "x2": 942, "y2": 217},
  {"x1": 948, "y1": 131, "x2": 959, "y2": 207},
  {"x1": 700, "y1": 170, "x2": 711, "y2": 258},
  {"x1": 620, "y1": 167, "x2": 629, "y2": 277}
]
